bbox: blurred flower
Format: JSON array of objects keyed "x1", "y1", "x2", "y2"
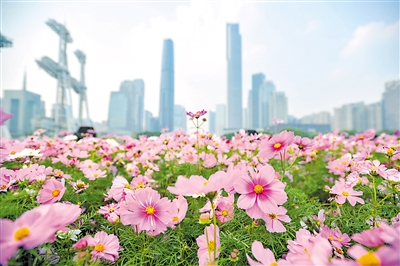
[
  {"x1": 186, "y1": 109, "x2": 207, "y2": 119},
  {"x1": 37, "y1": 178, "x2": 66, "y2": 204}
]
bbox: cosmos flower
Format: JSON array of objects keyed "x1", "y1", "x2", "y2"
[
  {"x1": 37, "y1": 178, "x2": 66, "y2": 204},
  {"x1": 258, "y1": 130, "x2": 294, "y2": 159},
  {"x1": 233, "y1": 164, "x2": 287, "y2": 219}
]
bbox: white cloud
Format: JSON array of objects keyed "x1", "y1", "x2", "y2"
[
  {"x1": 341, "y1": 20, "x2": 399, "y2": 57},
  {"x1": 296, "y1": 20, "x2": 321, "y2": 35}
]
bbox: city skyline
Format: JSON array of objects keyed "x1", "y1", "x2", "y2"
[{"x1": 2, "y1": 1, "x2": 399, "y2": 129}]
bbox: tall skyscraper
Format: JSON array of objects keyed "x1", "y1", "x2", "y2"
[
  {"x1": 249, "y1": 73, "x2": 265, "y2": 128},
  {"x1": 382, "y1": 80, "x2": 400, "y2": 131},
  {"x1": 226, "y1": 23, "x2": 242, "y2": 129},
  {"x1": 107, "y1": 91, "x2": 128, "y2": 130},
  {"x1": 123, "y1": 79, "x2": 145, "y2": 132},
  {"x1": 159, "y1": 39, "x2": 175, "y2": 131},
  {"x1": 258, "y1": 81, "x2": 276, "y2": 129}
]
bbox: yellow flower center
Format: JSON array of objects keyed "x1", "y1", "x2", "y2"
[
  {"x1": 268, "y1": 213, "x2": 277, "y2": 220},
  {"x1": 207, "y1": 240, "x2": 215, "y2": 252},
  {"x1": 203, "y1": 181, "x2": 208, "y2": 186},
  {"x1": 52, "y1": 189, "x2": 61, "y2": 197},
  {"x1": 55, "y1": 171, "x2": 62, "y2": 176},
  {"x1": 172, "y1": 216, "x2": 179, "y2": 222},
  {"x1": 0, "y1": 184, "x2": 7, "y2": 190},
  {"x1": 270, "y1": 263, "x2": 279, "y2": 266},
  {"x1": 108, "y1": 207, "x2": 115, "y2": 213},
  {"x1": 136, "y1": 182, "x2": 145, "y2": 189},
  {"x1": 342, "y1": 161, "x2": 347, "y2": 165},
  {"x1": 88, "y1": 165, "x2": 92, "y2": 168},
  {"x1": 76, "y1": 182, "x2": 86, "y2": 189},
  {"x1": 357, "y1": 251, "x2": 380, "y2": 266},
  {"x1": 359, "y1": 135, "x2": 364, "y2": 139},
  {"x1": 145, "y1": 206, "x2": 155, "y2": 215},
  {"x1": 14, "y1": 227, "x2": 30, "y2": 241},
  {"x1": 95, "y1": 243, "x2": 105, "y2": 252},
  {"x1": 254, "y1": 184, "x2": 263, "y2": 194},
  {"x1": 11, "y1": 150, "x2": 16, "y2": 155},
  {"x1": 222, "y1": 210, "x2": 228, "y2": 216},
  {"x1": 342, "y1": 191, "x2": 349, "y2": 196},
  {"x1": 124, "y1": 184, "x2": 130, "y2": 189},
  {"x1": 273, "y1": 143, "x2": 282, "y2": 149},
  {"x1": 94, "y1": 173, "x2": 98, "y2": 177}
]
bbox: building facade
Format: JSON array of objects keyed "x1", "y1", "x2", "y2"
[
  {"x1": 3, "y1": 85, "x2": 45, "y2": 137},
  {"x1": 159, "y1": 39, "x2": 175, "y2": 131},
  {"x1": 226, "y1": 23, "x2": 242, "y2": 130},
  {"x1": 382, "y1": 80, "x2": 400, "y2": 131}
]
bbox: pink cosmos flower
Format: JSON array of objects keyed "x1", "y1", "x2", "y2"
[
  {"x1": 215, "y1": 199, "x2": 234, "y2": 223},
  {"x1": 196, "y1": 224, "x2": 220, "y2": 266},
  {"x1": 0, "y1": 203, "x2": 81, "y2": 265},
  {"x1": 120, "y1": 187, "x2": 173, "y2": 234},
  {"x1": 90, "y1": 231, "x2": 120, "y2": 262},
  {"x1": 37, "y1": 178, "x2": 66, "y2": 204},
  {"x1": 169, "y1": 196, "x2": 188, "y2": 227},
  {"x1": 186, "y1": 109, "x2": 207, "y2": 119},
  {"x1": 348, "y1": 244, "x2": 399, "y2": 266},
  {"x1": 0, "y1": 108, "x2": 13, "y2": 125},
  {"x1": 69, "y1": 180, "x2": 89, "y2": 194},
  {"x1": 167, "y1": 171, "x2": 229, "y2": 197},
  {"x1": 233, "y1": 164, "x2": 288, "y2": 219},
  {"x1": 246, "y1": 240, "x2": 290, "y2": 266},
  {"x1": 258, "y1": 130, "x2": 294, "y2": 159},
  {"x1": 330, "y1": 180, "x2": 364, "y2": 206},
  {"x1": 286, "y1": 229, "x2": 332, "y2": 265},
  {"x1": 262, "y1": 206, "x2": 291, "y2": 233},
  {"x1": 294, "y1": 136, "x2": 315, "y2": 151}
]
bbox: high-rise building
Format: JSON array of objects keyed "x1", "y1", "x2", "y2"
[
  {"x1": 107, "y1": 91, "x2": 128, "y2": 130},
  {"x1": 174, "y1": 105, "x2": 187, "y2": 131},
  {"x1": 3, "y1": 74, "x2": 45, "y2": 137},
  {"x1": 226, "y1": 23, "x2": 242, "y2": 130},
  {"x1": 159, "y1": 39, "x2": 175, "y2": 131},
  {"x1": 272, "y1": 91, "x2": 289, "y2": 124},
  {"x1": 258, "y1": 81, "x2": 276, "y2": 129},
  {"x1": 366, "y1": 102, "x2": 382, "y2": 131},
  {"x1": 108, "y1": 79, "x2": 144, "y2": 132},
  {"x1": 382, "y1": 80, "x2": 400, "y2": 131},
  {"x1": 120, "y1": 79, "x2": 144, "y2": 132},
  {"x1": 249, "y1": 73, "x2": 265, "y2": 128},
  {"x1": 333, "y1": 102, "x2": 368, "y2": 131}
]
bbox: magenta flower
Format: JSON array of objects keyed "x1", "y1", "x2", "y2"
[
  {"x1": 120, "y1": 187, "x2": 173, "y2": 234},
  {"x1": 37, "y1": 178, "x2": 66, "y2": 204},
  {"x1": 215, "y1": 200, "x2": 234, "y2": 223},
  {"x1": 330, "y1": 180, "x2": 364, "y2": 206},
  {"x1": 196, "y1": 224, "x2": 220, "y2": 266},
  {"x1": 0, "y1": 203, "x2": 81, "y2": 265},
  {"x1": 233, "y1": 164, "x2": 288, "y2": 219},
  {"x1": 167, "y1": 171, "x2": 229, "y2": 197},
  {"x1": 186, "y1": 109, "x2": 207, "y2": 119},
  {"x1": 258, "y1": 130, "x2": 294, "y2": 159},
  {"x1": 348, "y1": 244, "x2": 399, "y2": 266},
  {"x1": 90, "y1": 231, "x2": 120, "y2": 262},
  {"x1": 0, "y1": 108, "x2": 13, "y2": 125},
  {"x1": 262, "y1": 206, "x2": 291, "y2": 233},
  {"x1": 246, "y1": 240, "x2": 289, "y2": 266},
  {"x1": 169, "y1": 196, "x2": 188, "y2": 226}
]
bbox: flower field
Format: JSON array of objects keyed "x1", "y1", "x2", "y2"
[{"x1": 0, "y1": 122, "x2": 399, "y2": 265}]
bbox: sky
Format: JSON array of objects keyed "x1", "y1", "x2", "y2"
[{"x1": 1, "y1": 0, "x2": 399, "y2": 126}]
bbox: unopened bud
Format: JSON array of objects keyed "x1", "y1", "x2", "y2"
[{"x1": 199, "y1": 213, "x2": 211, "y2": 224}]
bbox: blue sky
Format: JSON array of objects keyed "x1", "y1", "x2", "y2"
[{"x1": 1, "y1": 1, "x2": 399, "y2": 126}]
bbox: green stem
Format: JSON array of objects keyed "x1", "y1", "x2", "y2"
[{"x1": 372, "y1": 175, "x2": 377, "y2": 226}]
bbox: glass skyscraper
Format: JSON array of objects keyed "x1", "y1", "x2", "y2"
[
  {"x1": 226, "y1": 23, "x2": 242, "y2": 129},
  {"x1": 159, "y1": 39, "x2": 174, "y2": 131}
]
